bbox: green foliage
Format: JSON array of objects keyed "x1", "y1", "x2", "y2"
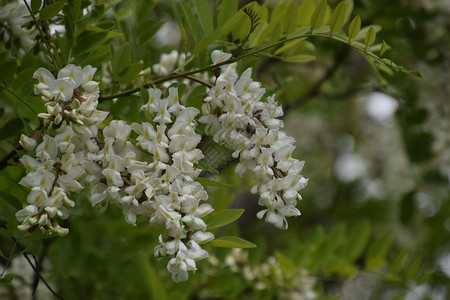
[
  {"x1": 0, "y1": 0, "x2": 445, "y2": 298},
  {"x1": 204, "y1": 209, "x2": 245, "y2": 230},
  {"x1": 210, "y1": 236, "x2": 257, "y2": 248}
]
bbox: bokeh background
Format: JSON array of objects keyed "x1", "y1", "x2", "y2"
[{"x1": 1, "y1": 0, "x2": 449, "y2": 299}]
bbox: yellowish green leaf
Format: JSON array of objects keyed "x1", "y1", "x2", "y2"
[
  {"x1": 329, "y1": 1, "x2": 348, "y2": 34},
  {"x1": 210, "y1": 236, "x2": 257, "y2": 248},
  {"x1": 364, "y1": 26, "x2": 376, "y2": 50},
  {"x1": 380, "y1": 40, "x2": 389, "y2": 55},
  {"x1": 282, "y1": 0, "x2": 299, "y2": 34},
  {"x1": 311, "y1": 0, "x2": 328, "y2": 30},
  {"x1": 348, "y1": 15, "x2": 361, "y2": 43},
  {"x1": 298, "y1": 0, "x2": 316, "y2": 27}
]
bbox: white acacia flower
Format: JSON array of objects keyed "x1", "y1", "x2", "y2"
[
  {"x1": 58, "y1": 64, "x2": 83, "y2": 88},
  {"x1": 20, "y1": 134, "x2": 37, "y2": 151},
  {"x1": 211, "y1": 50, "x2": 232, "y2": 65}
]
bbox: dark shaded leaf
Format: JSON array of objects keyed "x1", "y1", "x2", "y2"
[{"x1": 40, "y1": 1, "x2": 66, "y2": 20}]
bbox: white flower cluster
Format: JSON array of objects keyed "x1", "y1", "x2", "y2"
[
  {"x1": 17, "y1": 49, "x2": 308, "y2": 281},
  {"x1": 17, "y1": 64, "x2": 107, "y2": 236},
  {"x1": 200, "y1": 50, "x2": 308, "y2": 229},
  {"x1": 136, "y1": 88, "x2": 214, "y2": 282},
  {"x1": 18, "y1": 64, "x2": 214, "y2": 282},
  {"x1": 152, "y1": 49, "x2": 186, "y2": 76},
  {"x1": 0, "y1": 1, "x2": 38, "y2": 50}
]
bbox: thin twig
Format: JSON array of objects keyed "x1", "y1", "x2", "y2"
[
  {"x1": 23, "y1": 0, "x2": 59, "y2": 71},
  {"x1": 284, "y1": 46, "x2": 349, "y2": 114},
  {"x1": 1, "y1": 84, "x2": 39, "y2": 116},
  {"x1": 23, "y1": 252, "x2": 64, "y2": 300},
  {"x1": 172, "y1": 73, "x2": 213, "y2": 88},
  {"x1": 0, "y1": 144, "x2": 22, "y2": 170}
]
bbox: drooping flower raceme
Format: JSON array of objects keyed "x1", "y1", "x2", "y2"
[
  {"x1": 0, "y1": 0, "x2": 38, "y2": 50},
  {"x1": 17, "y1": 49, "x2": 308, "y2": 281},
  {"x1": 17, "y1": 64, "x2": 107, "y2": 236},
  {"x1": 18, "y1": 63, "x2": 214, "y2": 281},
  {"x1": 200, "y1": 50, "x2": 308, "y2": 230}
]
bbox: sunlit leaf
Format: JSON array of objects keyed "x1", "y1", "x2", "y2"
[
  {"x1": 380, "y1": 40, "x2": 389, "y2": 55},
  {"x1": 203, "y1": 209, "x2": 244, "y2": 230},
  {"x1": 210, "y1": 236, "x2": 257, "y2": 248},
  {"x1": 282, "y1": 0, "x2": 299, "y2": 34},
  {"x1": 193, "y1": 0, "x2": 213, "y2": 35},
  {"x1": 274, "y1": 39, "x2": 305, "y2": 56},
  {"x1": 298, "y1": 0, "x2": 316, "y2": 27},
  {"x1": 348, "y1": 15, "x2": 361, "y2": 43},
  {"x1": 218, "y1": 0, "x2": 238, "y2": 27},
  {"x1": 329, "y1": 1, "x2": 348, "y2": 34},
  {"x1": 364, "y1": 26, "x2": 376, "y2": 50},
  {"x1": 196, "y1": 177, "x2": 232, "y2": 187},
  {"x1": 180, "y1": 2, "x2": 202, "y2": 42},
  {"x1": 311, "y1": 0, "x2": 328, "y2": 30}
]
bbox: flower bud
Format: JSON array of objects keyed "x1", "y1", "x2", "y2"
[{"x1": 20, "y1": 134, "x2": 37, "y2": 150}]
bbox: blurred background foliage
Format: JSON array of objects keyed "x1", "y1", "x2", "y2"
[{"x1": 0, "y1": 0, "x2": 449, "y2": 299}]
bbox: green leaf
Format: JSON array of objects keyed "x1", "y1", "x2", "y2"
[
  {"x1": 140, "y1": 87, "x2": 149, "y2": 103},
  {"x1": 203, "y1": 209, "x2": 244, "y2": 230},
  {"x1": 180, "y1": 2, "x2": 202, "y2": 42},
  {"x1": 391, "y1": 250, "x2": 409, "y2": 275},
  {"x1": 310, "y1": 0, "x2": 328, "y2": 31},
  {"x1": 0, "y1": 273, "x2": 14, "y2": 283},
  {"x1": 274, "y1": 39, "x2": 305, "y2": 56},
  {"x1": 346, "y1": 220, "x2": 371, "y2": 261},
  {"x1": 380, "y1": 40, "x2": 389, "y2": 55},
  {"x1": 40, "y1": 1, "x2": 66, "y2": 20},
  {"x1": 196, "y1": 160, "x2": 219, "y2": 174},
  {"x1": 355, "y1": 24, "x2": 381, "y2": 41},
  {"x1": 329, "y1": 1, "x2": 348, "y2": 34},
  {"x1": 194, "y1": 10, "x2": 245, "y2": 55},
  {"x1": 186, "y1": 85, "x2": 206, "y2": 111},
  {"x1": 193, "y1": 0, "x2": 213, "y2": 35},
  {"x1": 0, "y1": 190, "x2": 23, "y2": 210},
  {"x1": 132, "y1": 252, "x2": 167, "y2": 300},
  {"x1": 196, "y1": 177, "x2": 232, "y2": 187},
  {"x1": 74, "y1": 31, "x2": 108, "y2": 55},
  {"x1": 1, "y1": 119, "x2": 24, "y2": 139},
  {"x1": 218, "y1": 0, "x2": 238, "y2": 27},
  {"x1": 405, "y1": 256, "x2": 422, "y2": 281},
  {"x1": 416, "y1": 271, "x2": 432, "y2": 285},
  {"x1": 364, "y1": 26, "x2": 376, "y2": 50},
  {"x1": 282, "y1": 54, "x2": 316, "y2": 63},
  {"x1": 347, "y1": 15, "x2": 361, "y2": 43},
  {"x1": 282, "y1": 0, "x2": 299, "y2": 34},
  {"x1": 0, "y1": 57, "x2": 17, "y2": 81},
  {"x1": 12, "y1": 68, "x2": 35, "y2": 90},
  {"x1": 298, "y1": 0, "x2": 316, "y2": 27},
  {"x1": 0, "y1": 248, "x2": 6, "y2": 259},
  {"x1": 210, "y1": 236, "x2": 257, "y2": 248},
  {"x1": 31, "y1": 0, "x2": 43, "y2": 13},
  {"x1": 118, "y1": 63, "x2": 143, "y2": 85},
  {"x1": 111, "y1": 44, "x2": 132, "y2": 77},
  {"x1": 366, "y1": 232, "x2": 393, "y2": 270}
]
